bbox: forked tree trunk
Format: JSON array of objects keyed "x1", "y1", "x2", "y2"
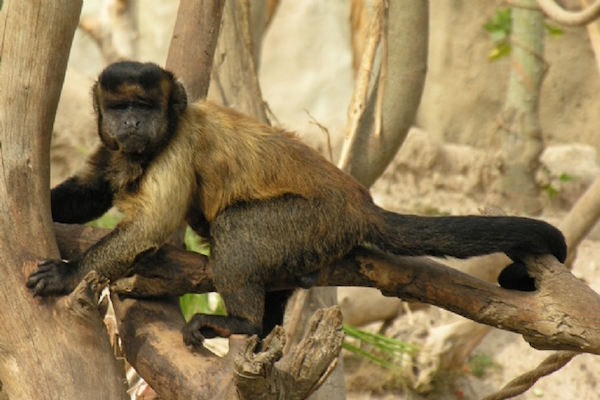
[
  {"x1": 340, "y1": 0, "x2": 428, "y2": 188},
  {"x1": 0, "y1": 1, "x2": 128, "y2": 399}
]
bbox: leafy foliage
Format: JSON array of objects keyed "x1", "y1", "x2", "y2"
[
  {"x1": 180, "y1": 227, "x2": 226, "y2": 321},
  {"x1": 343, "y1": 325, "x2": 418, "y2": 370},
  {"x1": 86, "y1": 210, "x2": 122, "y2": 229},
  {"x1": 483, "y1": 8, "x2": 512, "y2": 61},
  {"x1": 483, "y1": 8, "x2": 564, "y2": 61},
  {"x1": 542, "y1": 172, "x2": 577, "y2": 198}
]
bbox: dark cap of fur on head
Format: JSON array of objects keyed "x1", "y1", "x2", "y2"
[{"x1": 98, "y1": 61, "x2": 175, "y2": 92}]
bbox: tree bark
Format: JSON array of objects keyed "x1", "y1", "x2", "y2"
[
  {"x1": 0, "y1": 1, "x2": 128, "y2": 399},
  {"x1": 208, "y1": 0, "x2": 269, "y2": 123},
  {"x1": 166, "y1": 0, "x2": 225, "y2": 102}
]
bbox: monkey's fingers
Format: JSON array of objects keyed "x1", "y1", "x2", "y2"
[
  {"x1": 26, "y1": 260, "x2": 56, "y2": 288},
  {"x1": 182, "y1": 316, "x2": 208, "y2": 349},
  {"x1": 26, "y1": 279, "x2": 47, "y2": 297},
  {"x1": 182, "y1": 314, "x2": 240, "y2": 350}
]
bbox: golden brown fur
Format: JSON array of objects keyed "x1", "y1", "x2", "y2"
[{"x1": 181, "y1": 101, "x2": 372, "y2": 221}]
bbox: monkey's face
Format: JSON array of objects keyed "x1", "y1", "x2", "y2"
[
  {"x1": 99, "y1": 95, "x2": 167, "y2": 154},
  {"x1": 92, "y1": 61, "x2": 188, "y2": 157}
]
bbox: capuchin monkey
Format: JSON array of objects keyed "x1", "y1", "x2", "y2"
[{"x1": 27, "y1": 61, "x2": 567, "y2": 349}]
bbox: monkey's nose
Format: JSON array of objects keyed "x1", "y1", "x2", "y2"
[{"x1": 124, "y1": 117, "x2": 141, "y2": 128}]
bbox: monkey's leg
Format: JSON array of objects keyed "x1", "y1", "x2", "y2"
[
  {"x1": 184, "y1": 195, "x2": 354, "y2": 348},
  {"x1": 262, "y1": 289, "x2": 295, "y2": 338}
]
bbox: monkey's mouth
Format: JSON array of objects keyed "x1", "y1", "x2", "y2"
[{"x1": 117, "y1": 134, "x2": 150, "y2": 154}]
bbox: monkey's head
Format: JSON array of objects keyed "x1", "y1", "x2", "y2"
[{"x1": 92, "y1": 61, "x2": 188, "y2": 157}]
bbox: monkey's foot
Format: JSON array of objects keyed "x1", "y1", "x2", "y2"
[
  {"x1": 182, "y1": 314, "x2": 261, "y2": 350},
  {"x1": 182, "y1": 314, "x2": 231, "y2": 349}
]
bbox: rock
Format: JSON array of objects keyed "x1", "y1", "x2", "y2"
[{"x1": 538, "y1": 144, "x2": 600, "y2": 208}]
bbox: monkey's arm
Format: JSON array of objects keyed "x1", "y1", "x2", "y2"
[
  {"x1": 28, "y1": 160, "x2": 192, "y2": 296},
  {"x1": 51, "y1": 146, "x2": 115, "y2": 224},
  {"x1": 27, "y1": 221, "x2": 161, "y2": 296}
]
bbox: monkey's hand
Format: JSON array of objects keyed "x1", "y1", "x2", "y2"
[{"x1": 26, "y1": 259, "x2": 81, "y2": 297}]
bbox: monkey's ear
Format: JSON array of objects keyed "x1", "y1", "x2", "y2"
[
  {"x1": 92, "y1": 82, "x2": 101, "y2": 115},
  {"x1": 170, "y1": 80, "x2": 188, "y2": 115}
]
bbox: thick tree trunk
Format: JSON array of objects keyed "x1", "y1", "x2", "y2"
[
  {"x1": 166, "y1": 0, "x2": 225, "y2": 102},
  {"x1": 0, "y1": 1, "x2": 128, "y2": 399}
]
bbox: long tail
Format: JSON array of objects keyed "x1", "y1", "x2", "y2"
[{"x1": 366, "y1": 208, "x2": 566, "y2": 263}]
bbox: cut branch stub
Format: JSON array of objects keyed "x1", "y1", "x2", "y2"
[
  {"x1": 233, "y1": 329, "x2": 285, "y2": 400},
  {"x1": 275, "y1": 306, "x2": 344, "y2": 399},
  {"x1": 60, "y1": 270, "x2": 109, "y2": 325},
  {"x1": 231, "y1": 306, "x2": 344, "y2": 400}
]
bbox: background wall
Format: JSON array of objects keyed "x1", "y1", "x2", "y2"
[{"x1": 65, "y1": 0, "x2": 600, "y2": 161}]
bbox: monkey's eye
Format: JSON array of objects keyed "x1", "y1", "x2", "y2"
[
  {"x1": 137, "y1": 102, "x2": 154, "y2": 110},
  {"x1": 108, "y1": 103, "x2": 129, "y2": 111}
]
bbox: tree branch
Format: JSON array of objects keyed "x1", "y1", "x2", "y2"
[
  {"x1": 537, "y1": 0, "x2": 600, "y2": 26},
  {"x1": 54, "y1": 222, "x2": 600, "y2": 356},
  {"x1": 208, "y1": 0, "x2": 269, "y2": 123},
  {"x1": 165, "y1": 0, "x2": 225, "y2": 102},
  {"x1": 110, "y1": 288, "x2": 342, "y2": 400}
]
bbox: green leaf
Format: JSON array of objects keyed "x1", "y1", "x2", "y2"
[
  {"x1": 180, "y1": 293, "x2": 226, "y2": 321},
  {"x1": 543, "y1": 184, "x2": 559, "y2": 198},
  {"x1": 87, "y1": 212, "x2": 122, "y2": 229},
  {"x1": 484, "y1": 8, "x2": 512, "y2": 62},
  {"x1": 184, "y1": 226, "x2": 210, "y2": 255},
  {"x1": 545, "y1": 24, "x2": 564, "y2": 38},
  {"x1": 490, "y1": 30, "x2": 507, "y2": 43},
  {"x1": 342, "y1": 325, "x2": 418, "y2": 370},
  {"x1": 344, "y1": 325, "x2": 418, "y2": 354},
  {"x1": 488, "y1": 42, "x2": 512, "y2": 61},
  {"x1": 559, "y1": 172, "x2": 575, "y2": 182},
  {"x1": 483, "y1": 8, "x2": 512, "y2": 36},
  {"x1": 342, "y1": 341, "x2": 398, "y2": 370}
]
